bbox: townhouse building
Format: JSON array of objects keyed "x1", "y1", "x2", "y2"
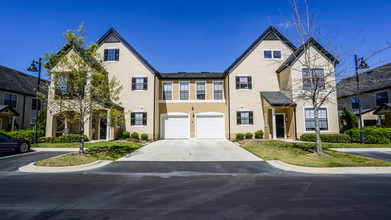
[{"x1": 45, "y1": 26, "x2": 339, "y2": 140}]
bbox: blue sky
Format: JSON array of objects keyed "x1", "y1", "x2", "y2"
[{"x1": 1, "y1": 0, "x2": 390, "y2": 80}]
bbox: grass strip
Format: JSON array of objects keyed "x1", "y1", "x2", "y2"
[
  {"x1": 34, "y1": 142, "x2": 143, "y2": 166},
  {"x1": 242, "y1": 140, "x2": 391, "y2": 167}
]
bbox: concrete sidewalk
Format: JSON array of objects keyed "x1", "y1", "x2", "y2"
[{"x1": 118, "y1": 139, "x2": 263, "y2": 161}]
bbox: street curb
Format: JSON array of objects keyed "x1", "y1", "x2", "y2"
[
  {"x1": 19, "y1": 160, "x2": 112, "y2": 173},
  {"x1": 266, "y1": 160, "x2": 391, "y2": 174},
  {"x1": 32, "y1": 148, "x2": 82, "y2": 152},
  {"x1": 329, "y1": 148, "x2": 391, "y2": 152}
]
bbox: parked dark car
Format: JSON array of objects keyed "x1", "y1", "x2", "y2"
[{"x1": 0, "y1": 132, "x2": 30, "y2": 153}]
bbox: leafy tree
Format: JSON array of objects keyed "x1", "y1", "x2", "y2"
[
  {"x1": 42, "y1": 23, "x2": 123, "y2": 154},
  {"x1": 339, "y1": 106, "x2": 358, "y2": 133}
]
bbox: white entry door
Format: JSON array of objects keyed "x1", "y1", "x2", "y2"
[
  {"x1": 196, "y1": 115, "x2": 225, "y2": 139},
  {"x1": 161, "y1": 115, "x2": 190, "y2": 139}
]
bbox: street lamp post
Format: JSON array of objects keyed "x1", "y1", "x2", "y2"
[
  {"x1": 354, "y1": 55, "x2": 370, "y2": 144},
  {"x1": 27, "y1": 58, "x2": 42, "y2": 145}
]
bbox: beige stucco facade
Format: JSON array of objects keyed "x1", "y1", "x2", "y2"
[{"x1": 45, "y1": 26, "x2": 340, "y2": 141}]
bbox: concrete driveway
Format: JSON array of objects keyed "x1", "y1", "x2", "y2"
[{"x1": 118, "y1": 139, "x2": 263, "y2": 161}]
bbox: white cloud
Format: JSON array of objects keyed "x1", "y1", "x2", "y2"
[{"x1": 278, "y1": 22, "x2": 291, "y2": 29}]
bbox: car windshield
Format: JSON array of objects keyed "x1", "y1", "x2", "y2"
[{"x1": 0, "y1": 133, "x2": 11, "y2": 138}]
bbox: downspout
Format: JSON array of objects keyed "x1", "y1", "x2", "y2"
[
  {"x1": 227, "y1": 74, "x2": 231, "y2": 140},
  {"x1": 21, "y1": 95, "x2": 26, "y2": 129},
  {"x1": 294, "y1": 106, "x2": 297, "y2": 140},
  {"x1": 153, "y1": 75, "x2": 156, "y2": 141}
]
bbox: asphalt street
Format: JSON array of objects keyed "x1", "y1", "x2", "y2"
[
  {"x1": 346, "y1": 151, "x2": 391, "y2": 162},
  {"x1": 1, "y1": 151, "x2": 391, "y2": 219}
]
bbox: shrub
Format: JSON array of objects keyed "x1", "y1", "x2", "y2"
[
  {"x1": 300, "y1": 133, "x2": 351, "y2": 143},
  {"x1": 121, "y1": 130, "x2": 130, "y2": 139},
  {"x1": 131, "y1": 132, "x2": 139, "y2": 139},
  {"x1": 1, "y1": 129, "x2": 44, "y2": 142},
  {"x1": 345, "y1": 127, "x2": 391, "y2": 144},
  {"x1": 236, "y1": 133, "x2": 244, "y2": 141},
  {"x1": 140, "y1": 133, "x2": 148, "y2": 141},
  {"x1": 255, "y1": 130, "x2": 264, "y2": 139},
  {"x1": 245, "y1": 132, "x2": 253, "y2": 139},
  {"x1": 38, "y1": 134, "x2": 88, "y2": 143}
]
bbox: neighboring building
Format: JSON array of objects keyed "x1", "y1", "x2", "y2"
[
  {"x1": 337, "y1": 63, "x2": 391, "y2": 126},
  {"x1": 45, "y1": 26, "x2": 340, "y2": 140},
  {"x1": 0, "y1": 65, "x2": 48, "y2": 131}
]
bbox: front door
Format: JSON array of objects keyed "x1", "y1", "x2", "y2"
[
  {"x1": 275, "y1": 114, "x2": 285, "y2": 138},
  {"x1": 99, "y1": 119, "x2": 107, "y2": 140}
]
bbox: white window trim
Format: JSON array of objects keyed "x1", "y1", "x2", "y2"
[
  {"x1": 262, "y1": 49, "x2": 282, "y2": 60},
  {"x1": 31, "y1": 97, "x2": 41, "y2": 111},
  {"x1": 300, "y1": 66, "x2": 326, "y2": 91},
  {"x1": 213, "y1": 81, "x2": 224, "y2": 100},
  {"x1": 133, "y1": 76, "x2": 146, "y2": 91},
  {"x1": 132, "y1": 112, "x2": 145, "y2": 127},
  {"x1": 4, "y1": 92, "x2": 18, "y2": 109},
  {"x1": 162, "y1": 81, "x2": 173, "y2": 100},
  {"x1": 196, "y1": 81, "x2": 207, "y2": 100},
  {"x1": 303, "y1": 106, "x2": 330, "y2": 133},
  {"x1": 159, "y1": 100, "x2": 225, "y2": 103},
  {"x1": 238, "y1": 76, "x2": 250, "y2": 90},
  {"x1": 238, "y1": 110, "x2": 252, "y2": 126},
  {"x1": 375, "y1": 90, "x2": 389, "y2": 107},
  {"x1": 179, "y1": 81, "x2": 190, "y2": 100},
  {"x1": 105, "y1": 47, "x2": 119, "y2": 62}
]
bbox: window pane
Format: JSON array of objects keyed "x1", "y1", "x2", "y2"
[
  {"x1": 264, "y1": 50, "x2": 272, "y2": 59},
  {"x1": 273, "y1": 51, "x2": 281, "y2": 59},
  {"x1": 135, "y1": 113, "x2": 143, "y2": 125},
  {"x1": 4, "y1": 94, "x2": 17, "y2": 108},
  {"x1": 376, "y1": 91, "x2": 389, "y2": 106},
  {"x1": 241, "y1": 112, "x2": 250, "y2": 125},
  {"x1": 197, "y1": 82, "x2": 205, "y2": 100},
  {"x1": 351, "y1": 97, "x2": 359, "y2": 109},
  {"x1": 107, "y1": 49, "x2": 116, "y2": 61},
  {"x1": 163, "y1": 83, "x2": 172, "y2": 100},
  {"x1": 214, "y1": 82, "x2": 223, "y2": 100},
  {"x1": 135, "y1": 77, "x2": 144, "y2": 90},
  {"x1": 305, "y1": 108, "x2": 328, "y2": 131},
  {"x1": 180, "y1": 82, "x2": 189, "y2": 100},
  {"x1": 302, "y1": 69, "x2": 312, "y2": 90},
  {"x1": 239, "y1": 76, "x2": 249, "y2": 89}
]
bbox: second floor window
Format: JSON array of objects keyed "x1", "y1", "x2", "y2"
[
  {"x1": 213, "y1": 82, "x2": 223, "y2": 100},
  {"x1": 302, "y1": 68, "x2": 325, "y2": 91},
  {"x1": 180, "y1": 82, "x2": 189, "y2": 100},
  {"x1": 236, "y1": 76, "x2": 252, "y2": 89},
  {"x1": 162, "y1": 82, "x2": 172, "y2": 100},
  {"x1": 104, "y1": 49, "x2": 119, "y2": 61},
  {"x1": 196, "y1": 82, "x2": 206, "y2": 100},
  {"x1": 351, "y1": 97, "x2": 359, "y2": 109},
  {"x1": 264, "y1": 50, "x2": 281, "y2": 59},
  {"x1": 32, "y1": 98, "x2": 42, "y2": 111},
  {"x1": 132, "y1": 77, "x2": 147, "y2": 90},
  {"x1": 4, "y1": 93, "x2": 17, "y2": 108},
  {"x1": 376, "y1": 91, "x2": 389, "y2": 106}
]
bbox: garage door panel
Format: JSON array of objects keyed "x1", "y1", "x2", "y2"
[
  {"x1": 196, "y1": 115, "x2": 224, "y2": 139},
  {"x1": 162, "y1": 116, "x2": 189, "y2": 139}
]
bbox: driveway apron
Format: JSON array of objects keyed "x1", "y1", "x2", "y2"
[{"x1": 118, "y1": 140, "x2": 263, "y2": 161}]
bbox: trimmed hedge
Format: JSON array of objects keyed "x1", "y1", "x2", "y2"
[
  {"x1": 245, "y1": 132, "x2": 253, "y2": 139},
  {"x1": 346, "y1": 127, "x2": 391, "y2": 144},
  {"x1": 121, "y1": 131, "x2": 130, "y2": 139},
  {"x1": 236, "y1": 133, "x2": 244, "y2": 141},
  {"x1": 131, "y1": 132, "x2": 139, "y2": 139},
  {"x1": 140, "y1": 133, "x2": 148, "y2": 141},
  {"x1": 1, "y1": 129, "x2": 44, "y2": 141},
  {"x1": 38, "y1": 134, "x2": 88, "y2": 143},
  {"x1": 300, "y1": 133, "x2": 351, "y2": 143},
  {"x1": 255, "y1": 130, "x2": 264, "y2": 139}
]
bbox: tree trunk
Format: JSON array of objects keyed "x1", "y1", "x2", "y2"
[
  {"x1": 314, "y1": 107, "x2": 323, "y2": 155},
  {"x1": 79, "y1": 122, "x2": 84, "y2": 154}
]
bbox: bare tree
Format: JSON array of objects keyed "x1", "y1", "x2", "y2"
[{"x1": 42, "y1": 23, "x2": 123, "y2": 154}]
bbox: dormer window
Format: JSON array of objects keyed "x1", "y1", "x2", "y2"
[
  {"x1": 264, "y1": 50, "x2": 281, "y2": 59},
  {"x1": 104, "y1": 49, "x2": 119, "y2": 61}
]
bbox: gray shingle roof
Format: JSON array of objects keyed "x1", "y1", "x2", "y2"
[
  {"x1": 352, "y1": 108, "x2": 377, "y2": 115},
  {"x1": 0, "y1": 105, "x2": 20, "y2": 116},
  {"x1": 374, "y1": 103, "x2": 391, "y2": 114},
  {"x1": 159, "y1": 72, "x2": 225, "y2": 79},
  {"x1": 276, "y1": 38, "x2": 339, "y2": 73},
  {"x1": 0, "y1": 65, "x2": 49, "y2": 97},
  {"x1": 260, "y1": 91, "x2": 296, "y2": 107},
  {"x1": 337, "y1": 63, "x2": 391, "y2": 98}
]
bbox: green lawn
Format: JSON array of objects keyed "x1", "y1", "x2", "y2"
[
  {"x1": 32, "y1": 141, "x2": 131, "y2": 148},
  {"x1": 34, "y1": 142, "x2": 143, "y2": 167},
  {"x1": 242, "y1": 140, "x2": 391, "y2": 167},
  {"x1": 323, "y1": 142, "x2": 391, "y2": 148}
]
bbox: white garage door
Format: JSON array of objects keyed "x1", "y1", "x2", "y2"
[
  {"x1": 161, "y1": 115, "x2": 190, "y2": 139},
  {"x1": 196, "y1": 115, "x2": 225, "y2": 139}
]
